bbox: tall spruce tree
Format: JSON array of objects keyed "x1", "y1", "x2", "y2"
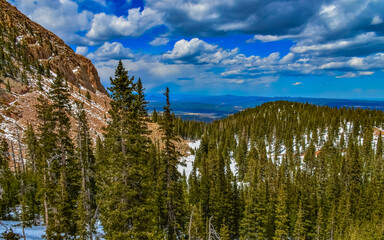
[
  {"x1": 0, "y1": 139, "x2": 18, "y2": 219},
  {"x1": 97, "y1": 61, "x2": 156, "y2": 239},
  {"x1": 48, "y1": 74, "x2": 79, "y2": 238},
  {"x1": 75, "y1": 102, "x2": 97, "y2": 240},
  {"x1": 160, "y1": 87, "x2": 186, "y2": 239}
]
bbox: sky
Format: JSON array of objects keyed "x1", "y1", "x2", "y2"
[{"x1": 7, "y1": 0, "x2": 384, "y2": 99}]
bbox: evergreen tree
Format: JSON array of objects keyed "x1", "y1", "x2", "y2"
[
  {"x1": 273, "y1": 184, "x2": 289, "y2": 240},
  {"x1": 97, "y1": 61, "x2": 157, "y2": 239},
  {"x1": 75, "y1": 102, "x2": 97, "y2": 240},
  {"x1": 48, "y1": 74, "x2": 79, "y2": 238},
  {"x1": 0, "y1": 139, "x2": 18, "y2": 219},
  {"x1": 160, "y1": 87, "x2": 186, "y2": 239}
]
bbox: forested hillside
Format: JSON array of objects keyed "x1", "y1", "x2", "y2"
[
  {"x1": 2, "y1": 67, "x2": 384, "y2": 239},
  {"x1": 172, "y1": 101, "x2": 384, "y2": 239}
]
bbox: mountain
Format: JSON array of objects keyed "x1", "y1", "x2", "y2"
[{"x1": 0, "y1": 0, "x2": 112, "y2": 146}]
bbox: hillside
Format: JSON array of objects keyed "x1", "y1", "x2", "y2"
[{"x1": 174, "y1": 101, "x2": 384, "y2": 239}]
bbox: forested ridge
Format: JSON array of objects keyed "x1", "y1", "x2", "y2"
[
  {"x1": 1, "y1": 62, "x2": 384, "y2": 239},
  {"x1": 173, "y1": 101, "x2": 384, "y2": 239}
]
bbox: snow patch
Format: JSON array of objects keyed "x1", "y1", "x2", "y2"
[{"x1": 177, "y1": 140, "x2": 201, "y2": 178}]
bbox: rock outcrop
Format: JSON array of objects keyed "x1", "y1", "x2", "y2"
[{"x1": 0, "y1": 0, "x2": 107, "y2": 94}]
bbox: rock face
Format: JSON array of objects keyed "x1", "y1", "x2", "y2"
[
  {"x1": 0, "y1": 0, "x2": 111, "y2": 146},
  {"x1": 0, "y1": 0, "x2": 107, "y2": 94}
]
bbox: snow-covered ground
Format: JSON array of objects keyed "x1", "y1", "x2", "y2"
[
  {"x1": 178, "y1": 140, "x2": 200, "y2": 178},
  {"x1": 0, "y1": 221, "x2": 45, "y2": 240}
]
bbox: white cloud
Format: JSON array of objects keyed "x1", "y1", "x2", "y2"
[
  {"x1": 150, "y1": 37, "x2": 170, "y2": 46},
  {"x1": 163, "y1": 38, "x2": 217, "y2": 60},
  {"x1": 87, "y1": 42, "x2": 134, "y2": 61},
  {"x1": 163, "y1": 38, "x2": 239, "y2": 64},
  {"x1": 280, "y1": 53, "x2": 296, "y2": 64},
  {"x1": 336, "y1": 72, "x2": 357, "y2": 78},
  {"x1": 358, "y1": 71, "x2": 374, "y2": 76},
  {"x1": 320, "y1": 53, "x2": 384, "y2": 71},
  {"x1": 86, "y1": 8, "x2": 163, "y2": 41},
  {"x1": 76, "y1": 46, "x2": 88, "y2": 55},
  {"x1": 371, "y1": 16, "x2": 383, "y2": 25},
  {"x1": 248, "y1": 35, "x2": 290, "y2": 43},
  {"x1": 293, "y1": 82, "x2": 302, "y2": 85},
  {"x1": 291, "y1": 32, "x2": 384, "y2": 56}
]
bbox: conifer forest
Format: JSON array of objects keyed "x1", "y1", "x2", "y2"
[{"x1": 0, "y1": 60, "x2": 384, "y2": 239}]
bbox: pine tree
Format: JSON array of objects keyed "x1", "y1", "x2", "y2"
[
  {"x1": 152, "y1": 108, "x2": 158, "y2": 122},
  {"x1": 160, "y1": 87, "x2": 186, "y2": 239},
  {"x1": 22, "y1": 124, "x2": 40, "y2": 225},
  {"x1": 293, "y1": 201, "x2": 305, "y2": 240},
  {"x1": 75, "y1": 102, "x2": 97, "y2": 240},
  {"x1": 48, "y1": 74, "x2": 79, "y2": 238},
  {"x1": 0, "y1": 139, "x2": 18, "y2": 219},
  {"x1": 273, "y1": 184, "x2": 289, "y2": 240},
  {"x1": 97, "y1": 61, "x2": 157, "y2": 238}
]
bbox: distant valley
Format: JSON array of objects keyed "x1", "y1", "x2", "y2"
[{"x1": 147, "y1": 94, "x2": 384, "y2": 122}]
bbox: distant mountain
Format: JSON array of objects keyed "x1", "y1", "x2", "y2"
[{"x1": 147, "y1": 94, "x2": 384, "y2": 122}]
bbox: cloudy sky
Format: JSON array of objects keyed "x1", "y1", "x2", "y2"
[{"x1": 8, "y1": 0, "x2": 384, "y2": 99}]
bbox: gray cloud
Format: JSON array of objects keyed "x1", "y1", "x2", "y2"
[{"x1": 147, "y1": 0, "x2": 321, "y2": 37}]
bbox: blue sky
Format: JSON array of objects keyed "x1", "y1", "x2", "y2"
[{"x1": 8, "y1": 0, "x2": 384, "y2": 99}]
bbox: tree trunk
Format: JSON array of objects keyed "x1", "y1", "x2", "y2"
[{"x1": 188, "y1": 208, "x2": 194, "y2": 240}]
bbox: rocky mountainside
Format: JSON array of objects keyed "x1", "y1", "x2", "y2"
[
  {"x1": 0, "y1": 0, "x2": 111, "y2": 145},
  {"x1": 0, "y1": 0, "x2": 189, "y2": 156},
  {"x1": 0, "y1": 0, "x2": 107, "y2": 94}
]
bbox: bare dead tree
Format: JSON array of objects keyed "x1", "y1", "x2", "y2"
[{"x1": 208, "y1": 217, "x2": 221, "y2": 240}]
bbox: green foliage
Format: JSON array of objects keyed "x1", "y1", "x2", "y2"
[
  {"x1": 159, "y1": 87, "x2": 187, "y2": 239},
  {"x1": 0, "y1": 139, "x2": 19, "y2": 219},
  {"x1": 85, "y1": 91, "x2": 91, "y2": 101},
  {"x1": 97, "y1": 60, "x2": 158, "y2": 239},
  {"x1": 1, "y1": 228, "x2": 22, "y2": 240}
]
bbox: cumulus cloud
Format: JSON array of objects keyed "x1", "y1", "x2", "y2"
[
  {"x1": 150, "y1": 37, "x2": 170, "y2": 46},
  {"x1": 291, "y1": 32, "x2": 384, "y2": 57},
  {"x1": 320, "y1": 53, "x2": 384, "y2": 71},
  {"x1": 87, "y1": 42, "x2": 134, "y2": 61},
  {"x1": 163, "y1": 38, "x2": 239, "y2": 64},
  {"x1": 86, "y1": 8, "x2": 163, "y2": 41}
]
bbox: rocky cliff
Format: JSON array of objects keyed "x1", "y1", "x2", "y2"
[{"x1": 0, "y1": 0, "x2": 107, "y2": 94}]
